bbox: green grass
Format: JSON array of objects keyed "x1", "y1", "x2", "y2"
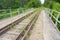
[
  {"x1": 57, "y1": 22, "x2": 60, "y2": 31},
  {"x1": 0, "y1": 8, "x2": 26, "y2": 20}
]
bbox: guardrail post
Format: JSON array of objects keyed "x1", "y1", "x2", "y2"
[
  {"x1": 48, "y1": 9, "x2": 51, "y2": 16},
  {"x1": 50, "y1": 10, "x2": 53, "y2": 19},
  {"x1": 10, "y1": 9, "x2": 12, "y2": 17},
  {"x1": 47, "y1": 9, "x2": 49, "y2": 16},
  {"x1": 10, "y1": 8, "x2": 13, "y2": 28},
  {"x1": 17, "y1": 9, "x2": 20, "y2": 15}
]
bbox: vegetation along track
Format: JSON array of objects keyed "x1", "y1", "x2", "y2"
[{"x1": 0, "y1": 9, "x2": 40, "y2": 40}]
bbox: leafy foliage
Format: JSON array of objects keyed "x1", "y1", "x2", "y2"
[
  {"x1": 0, "y1": 0, "x2": 41, "y2": 9},
  {"x1": 25, "y1": 0, "x2": 41, "y2": 8},
  {"x1": 0, "y1": 0, "x2": 41, "y2": 19},
  {"x1": 52, "y1": 2, "x2": 60, "y2": 11}
]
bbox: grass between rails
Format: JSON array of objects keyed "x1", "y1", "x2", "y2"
[{"x1": 25, "y1": 8, "x2": 42, "y2": 40}]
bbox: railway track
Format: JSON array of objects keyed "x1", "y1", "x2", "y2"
[
  {"x1": 18, "y1": 10, "x2": 40, "y2": 40},
  {"x1": 0, "y1": 9, "x2": 36, "y2": 34},
  {"x1": 0, "y1": 9, "x2": 40, "y2": 40}
]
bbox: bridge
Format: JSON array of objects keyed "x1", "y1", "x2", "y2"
[{"x1": 0, "y1": 8, "x2": 60, "y2": 40}]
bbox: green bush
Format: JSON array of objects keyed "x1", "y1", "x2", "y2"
[
  {"x1": 0, "y1": 8, "x2": 26, "y2": 20},
  {"x1": 57, "y1": 23, "x2": 60, "y2": 31},
  {"x1": 25, "y1": 0, "x2": 41, "y2": 8},
  {"x1": 52, "y1": 2, "x2": 60, "y2": 11}
]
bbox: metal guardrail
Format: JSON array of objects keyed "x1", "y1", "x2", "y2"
[
  {"x1": 45, "y1": 8, "x2": 60, "y2": 27},
  {"x1": 0, "y1": 8, "x2": 34, "y2": 20},
  {"x1": 0, "y1": 8, "x2": 25, "y2": 16}
]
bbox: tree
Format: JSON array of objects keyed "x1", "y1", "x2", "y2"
[
  {"x1": 0, "y1": 0, "x2": 29, "y2": 9},
  {"x1": 25, "y1": 0, "x2": 41, "y2": 8}
]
